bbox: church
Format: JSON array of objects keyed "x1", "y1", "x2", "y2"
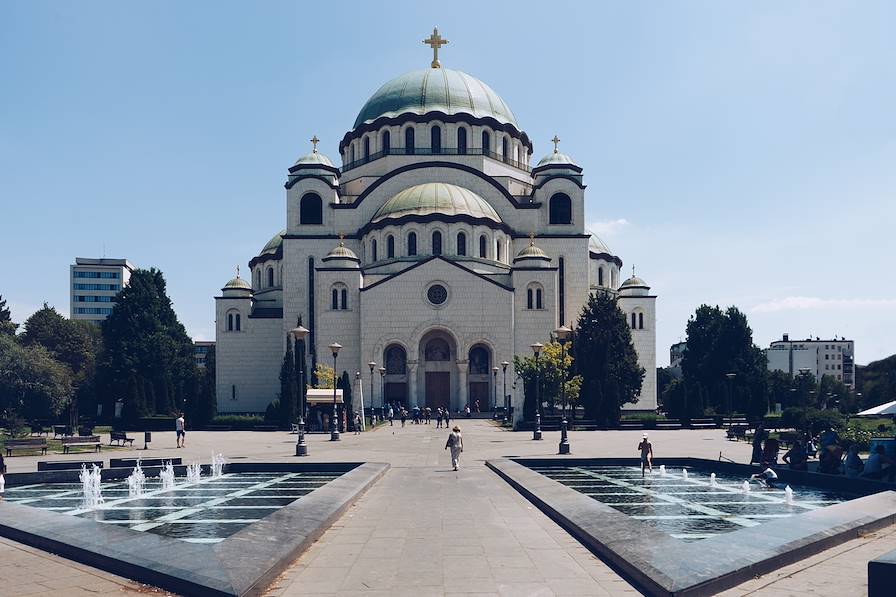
[{"x1": 214, "y1": 29, "x2": 657, "y2": 420}]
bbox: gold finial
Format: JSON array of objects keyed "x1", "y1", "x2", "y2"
[
  {"x1": 310, "y1": 135, "x2": 320, "y2": 153},
  {"x1": 551, "y1": 135, "x2": 561, "y2": 154},
  {"x1": 338, "y1": 232, "x2": 345, "y2": 246},
  {"x1": 529, "y1": 232, "x2": 536, "y2": 246},
  {"x1": 423, "y1": 27, "x2": 449, "y2": 69}
]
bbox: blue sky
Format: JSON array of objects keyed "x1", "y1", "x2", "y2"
[{"x1": 1, "y1": 1, "x2": 894, "y2": 366}]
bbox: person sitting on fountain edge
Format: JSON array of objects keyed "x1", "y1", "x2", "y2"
[{"x1": 749, "y1": 464, "x2": 779, "y2": 488}]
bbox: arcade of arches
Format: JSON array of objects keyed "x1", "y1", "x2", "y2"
[{"x1": 380, "y1": 333, "x2": 497, "y2": 411}]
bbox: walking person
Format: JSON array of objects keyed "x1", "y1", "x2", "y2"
[
  {"x1": 436, "y1": 407, "x2": 443, "y2": 429},
  {"x1": 354, "y1": 412, "x2": 362, "y2": 435},
  {"x1": 388, "y1": 405, "x2": 394, "y2": 426},
  {"x1": 400, "y1": 408, "x2": 407, "y2": 427},
  {"x1": 444, "y1": 408, "x2": 450, "y2": 429},
  {"x1": 445, "y1": 425, "x2": 464, "y2": 471},
  {"x1": 638, "y1": 433, "x2": 653, "y2": 477},
  {"x1": 175, "y1": 413, "x2": 186, "y2": 448}
]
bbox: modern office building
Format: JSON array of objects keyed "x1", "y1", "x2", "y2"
[
  {"x1": 194, "y1": 341, "x2": 215, "y2": 368},
  {"x1": 765, "y1": 334, "x2": 855, "y2": 388},
  {"x1": 70, "y1": 258, "x2": 136, "y2": 322}
]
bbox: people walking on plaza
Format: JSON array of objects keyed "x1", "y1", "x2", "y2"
[
  {"x1": 445, "y1": 425, "x2": 464, "y2": 471},
  {"x1": 175, "y1": 413, "x2": 186, "y2": 448},
  {"x1": 354, "y1": 412, "x2": 362, "y2": 435},
  {"x1": 388, "y1": 405, "x2": 394, "y2": 426},
  {"x1": 444, "y1": 408, "x2": 450, "y2": 428},
  {"x1": 436, "y1": 407, "x2": 443, "y2": 428},
  {"x1": 465, "y1": 404, "x2": 471, "y2": 418},
  {"x1": 400, "y1": 409, "x2": 407, "y2": 427},
  {"x1": 638, "y1": 433, "x2": 653, "y2": 476}
]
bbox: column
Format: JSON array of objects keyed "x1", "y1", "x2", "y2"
[
  {"x1": 408, "y1": 361, "x2": 419, "y2": 408},
  {"x1": 457, "y1": 362, "x2": 468, "y2": 414}
]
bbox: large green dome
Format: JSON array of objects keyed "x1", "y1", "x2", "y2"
[
  {"x1": 372, "y1": 183, "x2": 501, "y2": 223},
  {"x1": 353, "y1": 68, "x2": 518, "y2": 130}
]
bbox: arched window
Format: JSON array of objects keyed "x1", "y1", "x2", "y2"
[
  {"x1": 350, "y1": 145, "x2": 355, "y2": 164},
  {"x1": 407, "y1": 232, "x2": 417, "y2": 256},
  {"x1": 332, "y1": 288, "x2": 339, "y2": 310},
  {"x1": 469, "y1": 345, "x2": 490, "y2": 374},
  {"x1": 526, "y1": 288, "x2": 533, "y2": 310},
  {"x1": 479, "y1": 235, "x2": 487, "y2": 258},
  {"x1": 502, "y1": 136, "x2": 509, "y2": 161},
  {"x1": 424, "y1": 338, "x2": 451, "y2": 361},
  {"x1": 384, "y1": 344, "x2": 407, "y2": 374},
  {"x1": 598, "y1": 267, "x2": 604, "y2": 286},
  {"x1": 513, "y1": 144, "x2": 520, "y2": 162},
  {"x1": 382, "y1": 130, "x2": 391, "y2": 155},
  {"x1": 387, "y1": 235, "x2": 395, "y2": 258},
  {"x1": 371, "y1": 239, "x2": 377, "y2": 262},
  {"x1": 496, "y1": 240, "x2": 502, "y2": 262},
  {"x1": 457, "y1": 232, "x2": 467, "y2": 256},
  {"x1": 227, "y1": 313, "x2": 234, "y2": 331},
  {"x1": 457, "y1": 128, "x2": 467, "y2": 154},
  {"x1": 526, "y1": 284, "x2": 544, "y2": 310},
  {"x1": 254, "y1": 269, "x2": 261, "y2": 289},
  {"x1": 300, "y1": 193, "x2": 323, "y2": 225},
  {"x1": 549, "y1": 193, "x2": 572, "y2": 224},
  {"x1": 432, "y1": 230, "x2": 442, "y2": 255},
  {"x1": 235, "y1": 314, "x2": 241, "y2": 331},
  {"x1": 481, "y1": 130, "x2": 491, "y2": 154},
  {"x1": 363, "y1": 137, "x2": 370, "y2": 161},
  {"x1": 404, "y1": 127, "x2": 415, "y2": 154},
  {"x1": 341, "y1": 288, "x2": 348, "y2": 310},
  {"x1": 536, "y1": 288, "x2": 543, "y2": 309},
  {"x1": 267, "y1": 267, "x2": 274, "y2": 287},
  {"x1": 638, "y1": 312, "x2": 644, "y2": 329},
  {"x1": 431, "y1": 126, "x2": 441, "y2": 154},
  {"x1": 631, "y1": 313, "x2": 637, "y2": 329}
]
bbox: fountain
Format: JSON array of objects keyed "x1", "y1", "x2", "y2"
[
  {"x1": 79, "y1": 464, "x2": 104, "y2": 509},
  {"x1": 211, "y1": 453, "x2": 226, "y2": 478},
  {"x1": 186, "y1": 462, "x2": 202, "y2": 484},
  {"x1": 682, "y1": 468, "x2": 689, "y2": 480},
  {"x1": 159, "y1": 461, "x2": 176, "y2": 491},
  {"x1": 742, "y1": 480, "x2": 751, "y2": 493},
  {"x1": 659, "y1": 465, "x2": 666, "y2": 476},
  {"x1": 784, "y1": 485, "x2": 794, "y2": 505},
  {"x1": 127, "y1": 459, "x2": 146, "y2": 497},
  {"x1": 710, "y1": 473, "x2": 717, "y2": 487}
]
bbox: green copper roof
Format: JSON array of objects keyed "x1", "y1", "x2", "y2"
[
  {"x1": 259, "y1": 230, "x2": 285, "y2": 257},
  {"x1": 353, "y1": 68, "x2": 518, "y2": 129},
  {"x1": 372, "y1": 183, "x2": 501, "y2": 223},
  {"x1": 536, "y1": 151, "x2": 578, "y2": 168}
]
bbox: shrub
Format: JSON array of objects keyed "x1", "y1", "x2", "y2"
[
  {"x1": 264, "y1": 400, "x2": 280, "y2": 424},
  {"x1": 780, "y1": 407, "x2": 807, "y2": 431},
  {"x1": 209, "y1": 415, "x2": 263, "y2": 429},
  {"x1": 841, "y1": 424, "x2": 873, "y2": 451}
]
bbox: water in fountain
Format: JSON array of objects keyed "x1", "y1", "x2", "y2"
[
  {"x1": 742, "y1": 480, "x2": 751, "y2": 493},
  {"x1": 659, "y1": 465, "x2": 666, "y2": 476},
  {"x1": 159, "y1": 461, "x2": 176, "y2": 491},
  {"x1": 785, "y1": 485, "x2": 794, "y2": 505},
  {"x1": 682, "y1": 468, "x2": 689, "y2": 480},
  {"x1": 127, "y1": 459, "x2": 146, "y2": 497},
  {"x1": 211, "y1": 453, "x2": 225, "y2": 478},
  {"x1": 79, "y1": 464, "x2": 104, "y2": 509},
  {"x1": 186, "y1": 462, "x2": 202, "y2": 484},
  {"x1": 710, "y1": 473, "x2": 717, "y2": 487}
]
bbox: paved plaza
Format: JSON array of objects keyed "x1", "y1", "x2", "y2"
[{"x1": 1, "y1": 421, "x2": 893, "y2": 596}]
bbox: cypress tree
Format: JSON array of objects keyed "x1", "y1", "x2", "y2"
[{"x1": 279, "y1": 336, "x2": 297, "y2": 428}]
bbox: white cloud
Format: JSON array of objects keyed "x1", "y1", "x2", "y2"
[
  {"x1": 588, "y1": 218, "x2": 629, "y2": 237},
  {"x1": 750, "y1": 296, "x2": 896, "y2": 314}
]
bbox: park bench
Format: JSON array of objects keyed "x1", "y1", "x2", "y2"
[
  {"x1": 29, "y1": 422, "x2": 51, "y2": 436},
  {"x1": 5, "y1": 438, "x2": 48, "y2": 456},
  {"x1": 53, "y1": 425, "x2": 72, "y2": 439},
  {"x1": 61, "y1": 435, "x2": 101, "y2": 454},
  {"x1": 726, "y1": 425, "x2": 748, "y2": 441},
  {"x1": 109, "y1": 431, "x2": 135, "y2": 446}
]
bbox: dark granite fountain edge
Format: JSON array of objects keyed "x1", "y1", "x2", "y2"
[
  {"x1": 0, "y1": 461, "x2": 389, "y2": 596},
  {"x1": 486, "y1": 457, "x2": 896, "y2": 597}
]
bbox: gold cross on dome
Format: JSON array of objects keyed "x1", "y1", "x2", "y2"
[
  {"x1": 423, "y1": 27, "x2": 449, "y2": 68},
  {"x1": 529, "y1": 232, "x2": 536, "y2": 245},
  {"x1": 338, "y1": 232, "x2": 345, "y2": 246},
  {"x1": 551, "y1": 135, "x2": 561, "y2": 153},
  {"x1": 236, "y1": 265, "x2": 241, "y2": 278},
  {"x1": 310, "y1": 135, "x2": 320, "y2": 153}
]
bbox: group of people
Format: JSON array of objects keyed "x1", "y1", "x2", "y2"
[{"x1": 384, "y1": 403, "x2": 456, "y2": 429}]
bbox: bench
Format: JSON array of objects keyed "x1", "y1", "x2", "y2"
[
  {"x1": 5, "y1": 438, "x2": 48, "y2": 456},
  {"x1": 29, "y1": 422, "x2": 50, "y2": 436},
  {"x1": 38, "y1": 460, "x2": 103, "y2": 471},
  {"x1": 53, "y1": 425, "x2": 71, "y2": 439},
  {"x1": 109, "y1": 431, "x2": 135, "y2": 446},
  {"x1": 61, "y1": 435, "x2": 101, "y2": 454},
  {"x1": 726, "y1": 426, "x2": 748, "y2": 440}
]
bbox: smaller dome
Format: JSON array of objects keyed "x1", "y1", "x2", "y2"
[
  {"x1": 514, "y1": 239, "x2": 551, "y2": 264},
  {"x1": 293, "y1": 150, "x2": 335, "y2": 168},
  {"x1": 259, "y1": 229, "x2": 286, "y2": 257},
  {"x1": 372, "y1": 183, "x2": 501, "y2": 224},
  {"x1": 322, "y1": 242, "x2": 360, "y2": 267},
  {"x1": 588, "y1": 232, "x2": 611, "y2": 255},
  {"x1": 223, "y1": 276, "x2": 252, "y2": 290},
  {"x1": 620, "y1": 275, "x2": 648, "y2": 288},
  {"x1": 536, "y1": 151, "x2": 578, "y2": 168}
]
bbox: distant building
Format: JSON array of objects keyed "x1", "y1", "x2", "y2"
[
  {"x1": 194, "y1": 341, "x2": 215, "y2": 368},
  {"x1": 70, "y1": 258, "x2": 136, "y2": 322},
  {"x1": 765, "y1": 334, "x2": 855, "y2": 389},
  {"x1": 669, "y1": 342, "x2": 687, "y2": 369}
]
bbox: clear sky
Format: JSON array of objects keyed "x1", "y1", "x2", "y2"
[{"x1": 2, "y1": 1, "x2": 894, "y2": 366}]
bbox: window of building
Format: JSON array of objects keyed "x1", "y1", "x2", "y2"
[
  {"x1": 502, "y1": 136, "x2": 509, "y2": 161},
  {"x1": 598, "y1": 267, "x2": 604, "y2": 286},
  {"x1": 536, "y1": 288, "x2": 543, "y2": 309},
  {"x1": 469, "y1": 345, "x2": 490, "y2": 374},
  {"x1": 404, "y1": 127, "x2": 415, "y2": 154},
  {"x1": 227, "y1": 313, "x2": 233, "y2": 331},
  {"x1": 330, "y1": 285, "x2": 348, "y2": 310},
  {"x1": 363, "y1": 137, "x2": 370, "y2": 160},
  {"x1": 387, "y1": 235, "x2": 395, "y2": 258},
  {"x1": 432, "y1": 230, "x2": 442, "y2": 255},
  {"x1": 431, "y1": 126, "x2": 441, "y2": 153},
  {"x1": 235, "y1": 314, "x2": 241, "y2": 331},
  {"x1": 341, "y1": 288, "x2": 348, "y2": 310},
  {"x1": 382, "y1": 130, "x2": 391, "y2": 154},
  {"x1": 457, "y1": 127, "x2": 467, "y2": 154},
  {"x1": 331, "y1": 288, "x2": 339, "y2": 310},
  {"x1": 638, "y1": 312, "x2": 644, "y2": 329},
  {"x1": 527, "y1": 288, "x2": 533, "y2": 309},
  {"x1": 527, "y1": 284, "x2": 544, "y2": 310},
  {"x1": 300, "y1": 193, "x2": 323, "y2": 225},
  {"x1": 481, "y1": 130, "x2": 491, "y2": 154},
  {"x1": 407, "y1": 232, "x2": 417, "y2": 256},
  {"x1": 371, "y1": 239, "x2": 377, "y2": 262},
  {"x1": 496, "y1": 239, "x2": 502, "y2": 262},
  {"x1": 267, "y1": 267, "x2": 274, "y2": 287},
  {"x1": 479, "y1": 235, "x2": 487, "y2": 258},
  {"x1": 350, "y1": 145, "x2": 355, "y2": 164},
  {"x1": 631, "y1": 313, "x2": 637, "y2": 329},
  {"x1": 457, "y1": 232, "x2": 467, "y2": 256},
  {"x1": 549, "y1": 193, "x2": 572, "y2": 224},
  {"x1": 384, "y1": 344, "x2": 407, "y2": 374},
  {"x1": 231, "y1": 384, "x2": 236, "y2": 400}
]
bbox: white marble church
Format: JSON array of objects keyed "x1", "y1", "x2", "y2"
[{"x1": 215, "y1": 29, "x2": 657, "y2": 420}]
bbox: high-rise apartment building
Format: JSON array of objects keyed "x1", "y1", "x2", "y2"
[
  {"x1": 765, "y1": 334, "x2": 855, "y2": 389},
  {"x1": 70, "y1": 258, "x2": 136, "y2": 322}
]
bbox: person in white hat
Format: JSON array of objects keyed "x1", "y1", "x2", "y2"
[{"x1": 638, "y1": 433, "x2": 653, "y2": 477}]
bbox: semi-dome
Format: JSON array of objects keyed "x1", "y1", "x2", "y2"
[
  {"x1": 372, "y1": 182, "x2": 501, "y2": 224},
  {"x1": 259, "y1": 230, "x2": 285, "y2": 257},
  {"x1": 353, "y1": 68, "x2": 518, "y2": 129}
]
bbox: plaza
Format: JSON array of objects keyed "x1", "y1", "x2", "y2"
[{"x1": 2, "y1": 422, "x2": 894, "y2": 596}]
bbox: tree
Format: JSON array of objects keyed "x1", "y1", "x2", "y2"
[
  {"x1": 278, "y1": 337, "x2": 297, "y2": 427},
  {"x1": 513, "y1": 341, "x2": 582, "y2": 420},
  {"x1": 0, "y1": 295, "x2": 17, "y2": 336},
  {"x1": 189, "y1": 345, "x2": 216, "y2": 427},
  {"x1": 96, "y1": 269, "x2": 196, "y2": 425},
  {"x1": 856, "y1": 354, "x2": 896, "y2": 411},
  {"x1": 0, "y1": 335, "x2": 72, "y2": 424},
  {"x1": 313, "y1": 363, "x2": 336, "y2": 389},
  {"x1": 573, "y1": 292, "x2": 645, "y2": 426},
  {"x1": 337, "y1": 371, "x2": 353, "y2": 430},
  {"x1": 766, "y1": 370, "x2": 796, "y2": 410}
]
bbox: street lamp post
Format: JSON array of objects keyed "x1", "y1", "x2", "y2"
[
  {"x1": 532, "y1": 343, "x2": 544, "y2": 440},
  {"x1": 290, "y1": 325, "x2": 310, "y2": 456},
  {"x1": 379, "y1": 367, "x2": 386, "y2": 418},
  {"x1": 725, "y1": 373, "x2": 736, "y2": 427},
  {"x1": 554, "y1": 325, "x2": 572, "y2": 454},
  {"x1": 328, "y1": 342, "x2": 342, "y2": 441},
  {"x1": 355, "y1": 371, "x2": 364, "y2": 431},
  {"x1": 501, "y1": 361, "x2": 509, "y2": 425},
  {"x1": 492, "y1": 366, "x2": 499, "y2": 419},
  {"x1": 368, "y1": 362, "x2": 376, "y2": 427}
]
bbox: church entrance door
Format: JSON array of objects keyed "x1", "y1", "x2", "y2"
[
  {"x1": 469, "y1": 382, "x2": 489, "y2": 412},
  {"x1": 425, "y1": 372, "x2": 450, "y2": 411}
]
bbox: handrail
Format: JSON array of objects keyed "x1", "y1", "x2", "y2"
[{"x1": 341, "y1": 147, "x2": 532, "y2": 174}]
